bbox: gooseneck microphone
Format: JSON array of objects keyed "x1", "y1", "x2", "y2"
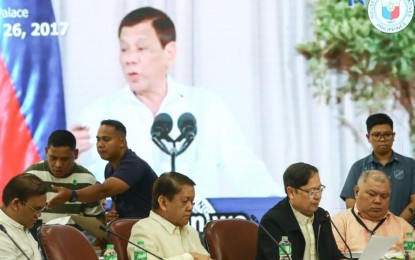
[
  {"x1": 99, "y1": 224, "x2": 163, "y2": 260},
  {"x1": 325, "y1": 211, "x2": 353, "y2": 260},
  {"x1": 151, "y1": 113, "x2": 174, "y2": 154},
  {"x1": 175, "y1": 113, "x2": 197, "y2": 155},
  {"x1": 151, "y1": 113, "x2": 173, "y2": 140},
  {"x1": 251, "y1": 215, "x2": 291, "y2": 259},
  {"x1": 176, "y1": 113, "x2": 197, "y2": 142},
  {"x1": 150, "y1": 112, "x2": 198, "y2": 171},
  {"x1": 0, "y1": 224, "x2": 30, "y2": 260}
]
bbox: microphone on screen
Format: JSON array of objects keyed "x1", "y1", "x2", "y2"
[
  {"x1": 151, "y1": 113, "x2": 174, "y2": 154},
  {"x1": 0, "y1": 224, "x2": 30, "y2": 260},
  {"x1": 176, "y1": 112, "x2": 197, "y2": 155},
  {"x1": 151, "y1": 113, "x2": 174, "y2": 141},
  {"x1": 176, "y1": 112, "x2": 197, "y2": 142},
  {"x1": 250, "y1": 214, "x2": 291, "y2": 259},
  {"x1": 325, "y1": 211, "x2": 353, "y2": 260},
  {"x1": 99, "y1": 224, "x2": 163, "y2": 260}
]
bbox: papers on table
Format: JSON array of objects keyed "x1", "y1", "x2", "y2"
[
  {"x1": 359, "y1": 235, "x2": 398, "y2": 260},
  {"x1": 45, "y1": 215, "x2": 106, "y2": 239}
]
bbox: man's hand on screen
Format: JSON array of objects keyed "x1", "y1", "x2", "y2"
[{"x1": 70, "y1": 124, "x2": 93, "y2": 154}]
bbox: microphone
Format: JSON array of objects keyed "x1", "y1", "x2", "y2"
[
  {"x1": 176, "y1": 113, "x2": 197, "y2": 143},
  {"x1": 99, "y1": 224, "x2": 163, "y2": 260},
  {"x1": 325, "y1": 211, "x2": 353, "y2": 260},
  {"x1": 151, "y1": 113, "x2": 174, "y2": 142},
  {"x1": 151, "y1": 113, "x2": 174, "y2": 154},
  {"x1": 0, "y1": 224, "x2": 30, "y2": 260},
  {"x1": 175, "y1": 113, "x2": 197, "y2": 155},
  {"x1": 251, "y1": 215, "x2": 291, "y2": 259}
]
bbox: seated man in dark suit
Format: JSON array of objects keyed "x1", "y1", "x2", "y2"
[{"x1": 256, "y1": 162, "x2": 345, "y2": 259}]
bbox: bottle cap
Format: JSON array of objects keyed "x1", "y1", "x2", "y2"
[
  {"x1": 106, "y1": 244, "x2": 115, "y2": 249},
  {"x1": 281, "y1": 236, "x2": 288, "y2": 241},
  {"x1": 407, "y1": 231, "x2": 413, "y2": 236},
  {"x1": 138, "y1": 240, "x2": 144, "y2": 245}
]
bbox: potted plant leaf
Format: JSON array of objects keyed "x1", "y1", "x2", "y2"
[{"x1": 296, "y1": 0, "x2": 415, "y2": 152}]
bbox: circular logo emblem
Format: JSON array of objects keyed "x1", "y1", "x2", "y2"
[
  {"x1": 368, "y1": 0, "x2": 414, "y2": 33},
  {"x1": 393, "y1": 169, "x2": 404, "y2": 180}
]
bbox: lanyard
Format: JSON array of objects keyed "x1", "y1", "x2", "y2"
[{"x1": 351, "y1": 206, "x2": 386, "y2": 236}]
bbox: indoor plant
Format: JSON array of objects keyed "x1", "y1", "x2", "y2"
[{"x1": 297, "y1": 0, "x2": 415, "y2": 151}]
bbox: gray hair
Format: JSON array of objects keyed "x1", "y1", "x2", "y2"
[{"x1": 357, "y1": 170, "x2": 390, "y2": 187}]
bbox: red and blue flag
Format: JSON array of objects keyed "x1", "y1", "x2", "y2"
[
  {"x1": 0, "y1": 0, "x2": 66, "y2": 201},
  {"x1": 382, "y1": 0, "x2": 401, "y2": 20}
]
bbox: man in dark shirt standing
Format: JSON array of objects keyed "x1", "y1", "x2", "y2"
[
  {"x1": 340, "y1": 113, "x2": 415, "y2": 227},
  {"x1": 49, "y1": 119, "x2": 158, "y2": 220}
]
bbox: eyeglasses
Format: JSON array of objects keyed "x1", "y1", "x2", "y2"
[
  {"x1": 295, "y1": 185, "x2": 326, "y2": 198},
  {"x1": 20, "y1": 200, "x2": 47, "y2": 216},
  {"x1": 370, "y1": 132, "x2": 394, "y2": 141}
]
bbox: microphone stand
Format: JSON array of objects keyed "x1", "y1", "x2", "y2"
[
  {"x1": 151, "y1": 136, "x2": 171, "y2": 155},
  {"x1": 326, "y1": 212, "x2": 353, "y2": 260},
  {"x1": 169, "y1": 135, "x2": 193, "y2": 172},
  {"x1": 170, "y1": 143, "x2": 178, "y2": 172},
  {"x1": 250, "y1": 215, "x2": 291, "y2": 259},
  {"x1": 151, "y1": 114, "x2": 196, "y2": 172}
]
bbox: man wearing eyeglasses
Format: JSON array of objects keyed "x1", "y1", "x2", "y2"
[
  {"x1": 340, "y1": 113, "x2": 415, "y2": 227},
  {"x1": 333, "y1": 170, "x2": 412, "y2": 254},
  {"x1": 255, "y1": 162, "x2": 345, "y2": 260},
  {"x1": 0, "y1": 174, "x2": 48, "y2": 260}
]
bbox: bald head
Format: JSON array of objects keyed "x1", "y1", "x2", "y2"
[{"x1": 357, "y1": 170, "x2": 390, "y2": 188}]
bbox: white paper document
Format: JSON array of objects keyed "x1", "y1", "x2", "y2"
[
  {"x1": 359, "y1": 235, "x2": 398, "y2": 260},
  {"x1": 45, "y1": 215, "x2": 71, "y2": 225},
  {"x1": 44, "y1": 215, "x2": 106, "y2": 239}
]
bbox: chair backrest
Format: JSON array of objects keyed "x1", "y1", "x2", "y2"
[
  {"x1": 38, "y1": 224, "x2": 98, "y2": 260},
  {"x1": 107, "y1": 218, "x2": 140, "y2": 260},
  {"x1": 204, "y1": 218, "x2": 259, "y2": 260}
]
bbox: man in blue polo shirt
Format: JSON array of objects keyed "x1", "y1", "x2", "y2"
[
  {"x1": 49, "y1": 119, "x2": 158, "y2": 221},
  {"x1": 340, "y1": 113, "x2": 415, "y2": 227}
]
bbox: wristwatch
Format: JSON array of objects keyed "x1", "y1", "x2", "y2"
[{"x1": 69, "y1": 190, "x2": 78, "y2": 202}]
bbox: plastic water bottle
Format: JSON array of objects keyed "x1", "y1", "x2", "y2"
[
  {"x1": 404, "y1": 232, "x2": 415, "y2": 260},
  {"x1": 279, "y1": 236, "x2": 292, "y2": 260},
  {"x1": 134, "y1": 240, "x2": 147, "y2": 260},
  {"x1": 103, "y1": 244, "x2": 117, "y2": 260}
]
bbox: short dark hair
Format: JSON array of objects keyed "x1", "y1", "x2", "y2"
[
  {"x1": 118, "y1": 7, "x2": 176, "y2": 48},
  {"x1": 366, "y1": 113, "x2": 393, "y2": 133},
  {"x1": 283, "y1": 162, "x2": 319, "y2": 194},
  {"x1": 48, "y1": 130, "x2": 76, "y2": 150},
  {"x1": 152, "y1": 172, "x2": 195, "y2": 210},
  {"x1": 100, "y1": 119, "x2": 127, "y2": 137},
  {"x1": 2, "y1": 174, "x2": 47, "y2": 206}
]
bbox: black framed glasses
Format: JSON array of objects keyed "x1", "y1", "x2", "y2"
[
  {"x1": 20, "y1": 200, "x2": 47, "y2": 216},
  {"x1": 295, "y1": 185, "x2": 326, "y2": 198},
  {"x1": 370, "y1": 132, "x2": 394, "y2": 141}
]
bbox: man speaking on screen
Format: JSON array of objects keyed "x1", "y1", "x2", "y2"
[{"x1": 70, "y1": 6, "x2": 281, "y2": 200}]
